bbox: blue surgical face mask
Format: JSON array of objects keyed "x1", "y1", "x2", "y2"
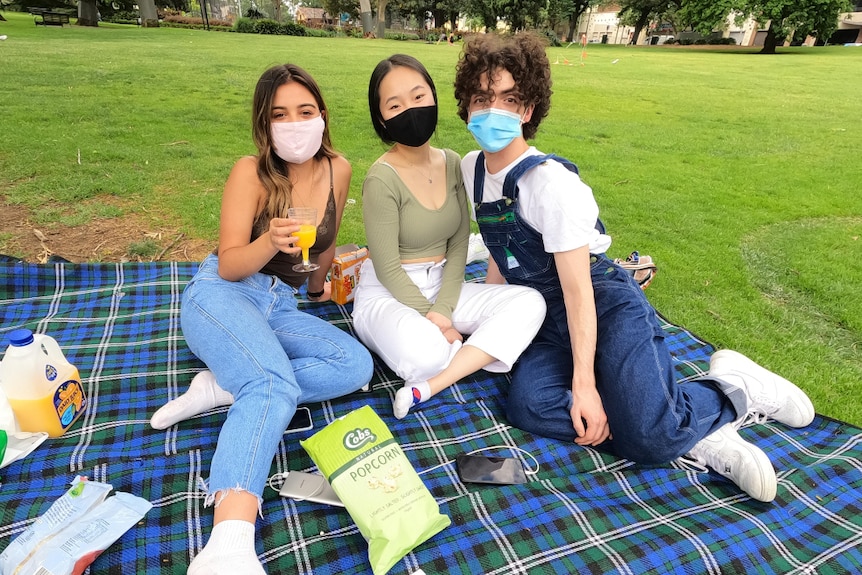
[{"x1": 467, "y1": 108, "x2": 523, "y2": 153}]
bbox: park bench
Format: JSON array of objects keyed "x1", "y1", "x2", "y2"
[{"x1": 31, "y1": 9, "x2": 70, "y2": 26}]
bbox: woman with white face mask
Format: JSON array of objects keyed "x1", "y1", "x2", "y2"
[
  {"x1": 352, "y1": 54, "x2": 546, "y2": 420},
  {"x1": 150, "y1": 64, "x2": 373, "y2": 575}
]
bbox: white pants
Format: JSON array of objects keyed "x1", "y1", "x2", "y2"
[{"x1": 352, "y1": 258, "x2": 546, "y2": 383}]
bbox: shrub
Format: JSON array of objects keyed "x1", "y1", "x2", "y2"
[
  {"x1": 383, "y1": 31, "x2": 420, "y2": 41},
  {"x1": 245, "y1": 7, "x2": 264, "y2": 19},
  {"x1": 341, "y1": 24, "x2": 364, "y2": 38},
  {"x1": 234, "y1": 17, "x2": 255, "y2": 33},
  {"x1": 254, "y1": 18, "x2": 281, "y2": 34},
  {"x1": 280, "y1": 22, "x2": 306, "y2": 36},
  {"x1": 304, "y1": 27, "x2": 334, "y2": 37},
  {"x1": 694, "y1": 38, "x2": 708, "y2": 45}
]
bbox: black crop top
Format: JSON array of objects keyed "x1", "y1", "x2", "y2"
[{"x1": 251, "y1": 157, "x2": 337, "y2": 288}]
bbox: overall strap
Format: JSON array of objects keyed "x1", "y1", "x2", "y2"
[
  {"x1": 502, "y1": 154, "x2": 578, "y2": 200},
  {"x1": 473, "y1": 152, "x2": 579, "y2": 203},
  {"x1": 472, "y1": 151, "x2": 487, "y2": 204}
]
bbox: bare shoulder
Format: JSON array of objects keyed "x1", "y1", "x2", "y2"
[
  {"x1": 330, "y1": 154, "x2": 352, "y2": 180},
  {"x1": 224, "y1": 155, "x2": 266, "y2": 208},
  {"x1": 330, "y1": 154, "x2": 352, "y2": 201},
  {"x1": 230, "y1": 155, "x2": 259, "y2": 179}
]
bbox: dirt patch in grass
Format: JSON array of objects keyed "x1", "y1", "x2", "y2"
[{"x1": 0, "y1": 196, "x2": 213, "y2": 263}]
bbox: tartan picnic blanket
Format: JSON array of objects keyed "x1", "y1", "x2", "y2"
[{"x1": 1, "y1": 260, "x2": 861, "y2": 575}]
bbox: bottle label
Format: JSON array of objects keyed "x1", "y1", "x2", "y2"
[
  {"x1": 45, "y1": 364, "x2": 58, "y2": 382},
  {"x1": 54, "y1": 380, "x2": 86, "y2": 428}
]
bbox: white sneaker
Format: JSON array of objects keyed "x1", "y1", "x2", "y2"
[
  {"x1": 686, "y1": 423, "x2": 777, "y2": 502},
  {"x1": 709, "y1": 349, "x2": 815, "y2": 428}
]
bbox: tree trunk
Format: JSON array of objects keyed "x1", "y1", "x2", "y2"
[
  {"x1": 759, "y1": 26, "x2": 779, "y2": 54},
  {"x1": 376, "y1": 0, "x2": 387, "y2": 38},
  {"x1": 139, "y1": 0, "x2": 159, "y2": 27},
  {"x1": 630, "y1": 11, "x2": 650, "y2": 45},
  {"x1": 566, "y1": 12, "x2": 576, "y2": 42},
  {"x1": 431, "y1": 8, "x2": 444, "y2": 29},
  {"x1": 359, "y1": 0, "x2": 373, "y2": 35},
  {"x1": 449, "y1": 12, "x2": 457, "y2": 32},
  {"x1": 77, "y1": 0, "x2": 99, "y2": 27}
]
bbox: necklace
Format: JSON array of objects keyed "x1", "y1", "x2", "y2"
[
  {"x1": 409, "y1": 161, "x2": 433, "y2": 184},
  {"x1": 389, "y1": 149, "x2": 434, "y2": 184},
  {"x1": 289, "y1": 162, "x2": 318, "y2": 206}
]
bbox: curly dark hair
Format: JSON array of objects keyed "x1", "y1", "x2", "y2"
[{"x1": 454, "y1": 33, "x2": 551, "y2": 140}]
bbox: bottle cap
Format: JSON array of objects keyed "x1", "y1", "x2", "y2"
[{"x1": 7, "y1": 329, "x2": 35, "y2": 347}]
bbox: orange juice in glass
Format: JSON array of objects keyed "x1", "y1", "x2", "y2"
[{"x1": 288, "y1": 207, "x2": 320, "y2": 272}]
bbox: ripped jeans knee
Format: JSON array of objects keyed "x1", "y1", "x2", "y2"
[{"x1": 199, "y1": 477, "x2": 264, "y2": 517}]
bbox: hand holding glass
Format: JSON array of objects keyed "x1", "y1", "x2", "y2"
[{"x1": 288, "y1": 207, "x2": 319, "y2": 272}]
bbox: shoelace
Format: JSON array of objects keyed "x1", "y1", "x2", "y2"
[
  {"x1": 733, "y1": 410, "x2": 768, "y2": 430},
  {"x1": 675, "y1": 456, "x2": 709, "y2": 474}
]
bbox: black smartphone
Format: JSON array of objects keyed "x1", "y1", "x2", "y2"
[
  {"x1": 455, "y1": 454, "x2": 527, "y2": 485},
  {"x1": 284, "y1": 406, "x2": 313, "y2": 434}
]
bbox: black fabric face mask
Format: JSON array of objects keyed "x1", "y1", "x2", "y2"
[{"x1": 383, "y1": 105, "x2": 438, "y2": 147}]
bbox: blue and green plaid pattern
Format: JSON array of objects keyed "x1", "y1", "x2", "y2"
[{"x1": 1, "y1": 261, "x2": 861, "y2": 574}]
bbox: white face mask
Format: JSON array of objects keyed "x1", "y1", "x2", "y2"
[{"x1": 271, "y1": 115, "x2": 325, "y2": 164}]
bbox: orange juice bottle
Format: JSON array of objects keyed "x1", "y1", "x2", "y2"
[{"x1": 0, "y1": 329, "x2": 87, "y2": 437}]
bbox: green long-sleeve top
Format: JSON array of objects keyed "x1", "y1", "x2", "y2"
[{"x1": 362, "y1": 148, "x2": 470, "y2": 319}]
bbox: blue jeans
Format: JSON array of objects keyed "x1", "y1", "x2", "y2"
[
  {"x1": 506, "y1": 254, "x2": 743, "y2": 464},
  {"x1": 180, "y1": 255, "x2": 373, "y2": 503}
]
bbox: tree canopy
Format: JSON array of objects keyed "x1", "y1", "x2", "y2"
[{"x1": 679, "y1": 0, "x2": 852, "y2": 52}]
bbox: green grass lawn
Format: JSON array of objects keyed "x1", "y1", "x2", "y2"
[{"x1": 1, "y1": 13, "x2": 861, "y2": 425}]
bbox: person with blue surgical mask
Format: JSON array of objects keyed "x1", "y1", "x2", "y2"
[
  {"x1": 352, "y1": 54, "x2": 546, "y2": 420},
  {"x1": 454, "y1": 33, "x2": 815, "y2": 503}
]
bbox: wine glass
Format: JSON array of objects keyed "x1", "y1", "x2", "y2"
[{"x1": 288, "y1": 207, "x2": 320, "y2": 273}]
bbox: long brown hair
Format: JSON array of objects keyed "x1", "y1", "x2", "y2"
[{"x1": 252, "y1": 64, "x2": 336, "y2": 220}]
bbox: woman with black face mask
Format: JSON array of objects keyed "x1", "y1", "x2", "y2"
[{"x1": 352, "y1": 54, "x2": 547, "y2": 420}]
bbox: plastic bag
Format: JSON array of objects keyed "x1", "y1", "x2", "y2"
[
  {"x1": 0, "y1": 476, "x2": 112, "y2": 574},
  {"x1": 301, "y1": 405, "x2": 449, "y2": 575},
  {"x1": 17, "y1": 491, "x2": 153, "y2": 575},
  {"x1": 0, "y1": 429, "x2": 48, "y2": 471}
]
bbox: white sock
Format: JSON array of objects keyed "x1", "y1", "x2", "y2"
[
  {"x1": 151, "y1": 370, "x2": 234, "y2": 430},
  {"x1": 188, "y1": 520, "x2": 265, "y2": 575},
  {"x1": 393, "y1": 381, "x2": 431, "y2": 420}
]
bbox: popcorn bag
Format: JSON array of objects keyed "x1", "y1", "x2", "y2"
[
  {"x1": 301, "y1": 405, "x2": 450, "y2": 575},
  {"x1": 331, "y1": 244, "x2": 368, "y2": 305}
]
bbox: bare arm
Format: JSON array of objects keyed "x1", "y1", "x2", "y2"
[
  {"x1": 554, "y1": 245, "x2": 610, "y2": 446},
  {"x1": 216, "y1": 156, "x2": 301, "y2": 281},
  {"x1": 484, "y1": 256, "x2": 506, "y2": 284}
]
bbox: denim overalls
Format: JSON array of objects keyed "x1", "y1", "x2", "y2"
[{"x1": 472, "y1": 153, "x2": 740, "y2": 463}]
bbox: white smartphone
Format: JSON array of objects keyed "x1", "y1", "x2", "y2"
[{"x1": 278, "y1": 471, "x2": 343, "y2": 507}]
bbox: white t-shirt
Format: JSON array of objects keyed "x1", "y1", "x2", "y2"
[{"x1": 461, "y1": 148, "x2": 612, "y2": 254}]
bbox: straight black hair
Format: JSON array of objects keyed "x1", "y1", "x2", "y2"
[{"x1": 368, "y1": 54, "x2": 438, "y2": 145}]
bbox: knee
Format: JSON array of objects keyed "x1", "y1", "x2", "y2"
[
  {"x1": 398, "y1": 347, "x2": 451, "y2": 382},
  {"x1": 348, "y1": 343, "x2": 375, "y2": 386},
  {"x1": 505, "y1": 379, "x2": 564, "y2": 432},
  {"x1": 611, "y1": 430, "x2": 686, "y2": 465}
]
